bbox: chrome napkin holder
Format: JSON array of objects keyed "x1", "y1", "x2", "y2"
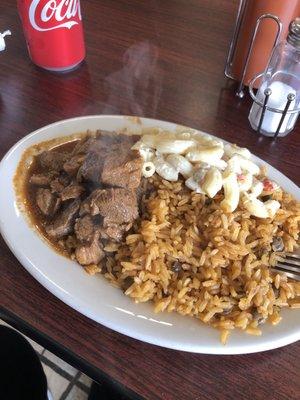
[{"x1": 225, "y1": 4, "x2": 282, "y2": 98}]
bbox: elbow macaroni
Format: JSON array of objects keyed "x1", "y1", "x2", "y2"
[
  {"x1": 133, "y1": 129, "x2": 281, "y2": 218},
  {"x1": 202, "y1": 167, "x2": 223, "y2": 198},
  {"x1": 153, "y1": 157, "x2": 178, "y2": 181},
  {"x1": 185, "y1": 145, "x2": 224, "y2": 164},
  {"x1": 221, "y1": 172, "x2": 240, "y2": 213},
  {"x1": 166, "y1": 154, "x2": 193, "y2": 178},
  {"x1": 142, "y1": 162, "x2": 156, "y2": 178}
]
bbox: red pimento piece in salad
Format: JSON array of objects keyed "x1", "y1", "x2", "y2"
[{"x1": 263, "y1": 178, "x2": 275, "y2": 192}]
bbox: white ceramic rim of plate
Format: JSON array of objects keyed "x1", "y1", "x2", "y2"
[{"x1": 0, "y1": 115, "x2": 299, "y2": 355}]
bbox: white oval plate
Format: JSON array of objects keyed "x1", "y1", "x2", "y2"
[{"x1": 0, "y1": 115, "x2": 299, "y2": 354}]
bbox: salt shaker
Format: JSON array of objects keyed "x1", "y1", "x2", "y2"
[{"x1": 248, "y1": 18, "x2": 300, "y2": 137}]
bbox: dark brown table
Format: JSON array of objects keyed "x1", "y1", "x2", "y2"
[{"x1": 0, "y1": 1, "x2": 299, "y2": 399}]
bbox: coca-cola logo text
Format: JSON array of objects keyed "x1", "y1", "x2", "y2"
[{"x1": 29, "y1": 0, "x2": 82, "y2": 31}]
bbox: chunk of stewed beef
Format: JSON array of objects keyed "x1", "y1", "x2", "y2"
[
  {"x1": 78, "y1": 151, "x2": 104, "y2": 183},
  {"x1": 101, "y1": 149, "x2": 143, "y2": 189},
  {"x1": 50, "y1": 178, "x2": 65, "y2": 194},
  {"x1": 50, "y1": 174, "x2": 71, "y2": 194},
  {"x1": 60, "y1": 184, "x2": 85, "y2": 202},
  {"x1": 74, "y1": 215, "x2": 95, "y2": 243},
  {"x1": 75, "y1": 233, "x2": 104, "y2": 266},
  {"x1": 29, "y1": 173, "x2": 55, "y2": 187},
  {"x1": 71, "y1": 136, "x2": 96, "y2": 156},
  {"x1": 38, "y1": 150, "x2": 68, "y2": 171},
  {"x1": 100, "y1": 223, "x2": 130, "y2": 242},
  {"x1": 46, "y1": 198, "x2": 80, "y2": 239},
  {"x1": 76, "y1": 133, "x2": 141, "y2": 186},
  {"x1": 80, "y1": 188, "x2": 138, "y2": 226},
  {"x1": 63, "y1": 154, "x2": 86, "y2": 176},
  {"x1": 74, "y1": 132, "x2": 136, "y2": 156},
  {"x1": 36, "y1": 188, "x2": 61, "y2": 216}
]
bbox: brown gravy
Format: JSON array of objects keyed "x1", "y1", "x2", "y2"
[{"x1": 25, "y1": 140, "x2": 80, "y2": 256}]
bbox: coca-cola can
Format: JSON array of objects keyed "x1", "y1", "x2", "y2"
[{"x1": 17, "y1": 0, "x2": 85, "y2": 72}]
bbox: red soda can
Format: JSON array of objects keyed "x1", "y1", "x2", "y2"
[{"x1": 17, "y1": 0, "x2": 85, "y2": 72}]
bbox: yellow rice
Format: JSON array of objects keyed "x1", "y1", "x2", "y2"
[{"x1": 99, "y1": 175, "x2": 300, "y2": 344}]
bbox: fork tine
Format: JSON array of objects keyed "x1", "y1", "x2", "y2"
[
  {"x1": 276, "y1": 262, "x2": 300, "y2": 273},
  {"x1": 277, "y1": 257, "x2": 300, "y2": 267},
  {"x1": 285, "y1": 252, "x2": 300, "y2": 260},
  {"x1": 272, "y1": 266, "x2": 300, "y2": 281},
  {"x1": 272, "y1": 252, "x2": 300, "y2": 281}
]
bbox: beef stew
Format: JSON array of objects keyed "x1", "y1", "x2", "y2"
[{"x1": 24, "y1": 131, "x2": 143, "y2": 267}]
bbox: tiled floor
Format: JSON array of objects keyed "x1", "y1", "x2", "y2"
[{"x1": 0, "y1": 320, "x2": 92, "y2": 399}]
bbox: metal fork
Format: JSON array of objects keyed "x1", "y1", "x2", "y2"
[{"x1": 272, "y1": 253, "x2": 300, "y2": 281}]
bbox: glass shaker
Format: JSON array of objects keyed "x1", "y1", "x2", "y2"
[{"x1": 248, "y1": 18, "x2": 300, "y2": 137}]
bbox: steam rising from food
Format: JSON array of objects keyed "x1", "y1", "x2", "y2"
[{"x1": 102, "y1": 41, "x2": 162, "y2": 116}]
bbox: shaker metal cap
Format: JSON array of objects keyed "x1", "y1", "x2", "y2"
[{"x1": 287, "y1": 17, "x2": 300, "y2": 48}]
